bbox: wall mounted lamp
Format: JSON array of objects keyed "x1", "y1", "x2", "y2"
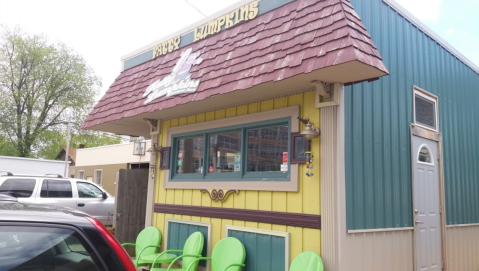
[
  {"x1": 297, "y1": 117, "x2": 320, "y2": 140},
  {"x1": 146, "y1": 143, "x2": 162, "y2": 153}
]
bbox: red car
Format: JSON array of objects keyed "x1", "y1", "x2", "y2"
[{"x1": 0, "y1": 194, "x2": 135, "y2": 271}]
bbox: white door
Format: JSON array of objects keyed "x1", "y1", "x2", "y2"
[{"x1": 412, "y1": 136, "x2": 442, "y2": 271}]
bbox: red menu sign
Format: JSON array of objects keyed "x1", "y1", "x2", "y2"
[{"x1": 283, "y1": 152, "x2": 288, "y2": 164}]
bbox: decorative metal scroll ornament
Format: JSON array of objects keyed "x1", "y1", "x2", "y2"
[{"x1": 200, "y1": 189, "x2": 238, "y2": 202}]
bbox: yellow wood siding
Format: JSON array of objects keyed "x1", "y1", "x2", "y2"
[{"x1": 154, "y1": 91, "x2": 321, "y2": 264}]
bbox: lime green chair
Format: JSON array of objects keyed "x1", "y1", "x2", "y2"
[
  {"x1": 289, "y1": 251, "x2": 323, "y2": 271},
  {"x1": 121, "y1": 226, "x2": 162, "y2": 267},
  {"x1": 150, "y1": 231, "x2": 204, "y2": 271},
  {"x1": 184, "y1": 237, "x2": 245, "y2": 271}
]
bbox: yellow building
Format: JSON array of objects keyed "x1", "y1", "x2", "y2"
[{"x1": 82, "y1": 0, "x2": 392, "y2": 270}]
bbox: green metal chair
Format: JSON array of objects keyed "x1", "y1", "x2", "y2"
[
  {"x1": 184, "y1": 237, "x2": 245, "y2": 271},
  {"x1": 150, "y1": 231, "x2": 204, "y2": 271},
  {"x1": 121, "y1": 226, "x2": 162, "y2": 267},
  {"x1": 289, "y1": 251, "x2": 324, "y2": 271}
]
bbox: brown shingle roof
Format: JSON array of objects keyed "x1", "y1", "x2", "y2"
[{"x1": 82, "y1": 0, "x2": 388, "y2": 129}]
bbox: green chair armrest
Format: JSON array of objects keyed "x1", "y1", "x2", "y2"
[
  {"x1": 224, "y1": 263, "x2": 245, "y2": 271},
  {"x1": 183, "y1": 257, "x2": 212, "y2": 271},
  {"x1": 150, "y1": 249, "x2": 184, "y2": 265},
  {"x1": 137, "y1": 245, "x2": 161, "y2": 259},
  {"x1": 165, "y1": 254, "x2": 203, "y2": 271},
  {"x1": 121, "y1": 243, "x2": 136, "y2": 247}
]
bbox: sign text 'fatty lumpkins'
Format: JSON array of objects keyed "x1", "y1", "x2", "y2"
[
  {"x1": 153, "y1": 1, "x2": 259, "y2": 59},
  {"x1": 194, "y1": 1, "x2": 258, "y2": 42}
]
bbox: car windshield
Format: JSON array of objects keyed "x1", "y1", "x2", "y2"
[{"x1": 0, "y1": 225, "x2": 104, "y2": 271}]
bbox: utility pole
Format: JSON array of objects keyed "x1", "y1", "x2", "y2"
[{"x1": 64, "y1": 121, "x2": 71, "y2": 178}]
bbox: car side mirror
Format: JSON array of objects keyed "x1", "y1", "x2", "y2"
[{"x1": 102, "y1": 192, "x2": 108, "y2": 199}]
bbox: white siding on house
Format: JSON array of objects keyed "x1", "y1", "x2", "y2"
[
  {"x1": 0, "y1": 156, "x2": 66, "y2": 176},
  {"x1": 76, "y1": 141, "x2": 151, "y2": 167}
]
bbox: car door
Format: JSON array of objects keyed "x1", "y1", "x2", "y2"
[
  {"x1": 75, "y1": 181, "x2": 114, "y2": 224},
  {"x1": 35, "y1": 179, "x2": 77, "y2": 210}
]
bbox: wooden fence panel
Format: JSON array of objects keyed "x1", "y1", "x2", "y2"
[{"x1": 115, "y1": 169, "x2": 149, "y2": 255}]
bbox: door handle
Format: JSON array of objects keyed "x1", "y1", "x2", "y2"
[
  {"x1": 415, "y1": 220, "x2": 423, "y2": 225},
  {"x1": 78, "y1": 203, "x2": 85, "y2": 207}
]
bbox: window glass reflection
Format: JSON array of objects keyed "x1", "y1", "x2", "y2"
[
  {"x1": 208, "y1": 132, "x2": 241, "y2": 173},
  {"x1": 176, "y1": 137, "x2": 204, "y2": 174},
  {"x1": 418, "y1": 146, "x2": 432, "y2": 164},
  {"x1": 247, "y1": 126, "x2": 288, "y2": 172}
]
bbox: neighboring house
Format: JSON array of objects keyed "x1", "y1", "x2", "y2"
[
  {"x1": 0, "y1": 156, "x2": 66, "y2": 176},
  {"x1": 75, "y1": 141, "x2": 151, "y2": 196},
  {"x1": 81, "y1": 0, "x2": 479, "y2": 271},
  {"x1": 56, "y1": 146, "x2": 79, "y2": 178}
]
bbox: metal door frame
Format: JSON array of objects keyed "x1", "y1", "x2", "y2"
[{"x1": 410, "y1": 124, "x2": 447, "y2": 271}]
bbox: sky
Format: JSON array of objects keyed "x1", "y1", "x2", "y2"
[{"x1": 0, "y1": 0, "x2": 477, "y2": 99}]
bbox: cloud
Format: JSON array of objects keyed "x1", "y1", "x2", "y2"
[
  {"x1": 395, "y1": 0, "x2": 442, "y2": 22},
  {"x1": 445, "y1": 28, "x2": 455, "y2": 35}
]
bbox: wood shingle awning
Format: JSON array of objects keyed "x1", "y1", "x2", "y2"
[{"x1": 82, "y1": 0, "x2": 388, "y2": 136}]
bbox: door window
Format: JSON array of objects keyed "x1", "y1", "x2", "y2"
[
  {"x1": 418, "y1": 144, "x2": 434, "y2": 165},
  {"x1": 77, "y1": 182, "x2": 103, "y2": 198},
  {"x1": 0, "y1": 179, "x2": 36, "y2": 198},
  {"x1": 40, "y1": 180, "x2": 73, "y2": 198}
]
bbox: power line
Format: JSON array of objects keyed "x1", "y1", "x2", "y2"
[{"x1": 184, "y1": 0, "x2": 207, "y2": 17}]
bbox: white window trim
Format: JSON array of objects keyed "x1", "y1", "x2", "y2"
[
  {"x1": 78, "y1": 170, "x2": 85, "y2": 180},
  {"x1": 417, "y1": 144, "x2": 434, "y2": 165},
  {"x1": 164, "y1": 219, "x2": 211, "y2": 271},
  {"x1": 225, "y1": 225, "x2": 290, "y2": 271},
  {"x1": 163, "y1": 106, "x2": 300, "y2": 191},
  {"x1": 94, "y1": 169, "x2": 103, "y2": 185},
  {"x1": 413, "y1": 86, "x2": 439, "y2": 132}
]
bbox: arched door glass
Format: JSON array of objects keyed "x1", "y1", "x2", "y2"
[{"x1": 418, "y1": 145, "x2": 433, "y2": 164}]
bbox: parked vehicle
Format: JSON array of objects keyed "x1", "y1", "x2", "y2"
[
  {"x1": 0, "y1": 172, "x2": 115, "y2": 225},
  {"x1": 0, "y1": 194, "x2": 135, "y2": 271}
]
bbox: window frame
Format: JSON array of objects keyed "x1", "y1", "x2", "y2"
[
  {"x1": 78, "y1": 170, "x2": 85, "y2": 180},
  {"x1": 413, "y1": 86, "x2": 439, "y2": 132},
  {"x1": 163, "y1": 106, "x2": 300, "y2": 192},
  {"x1": 417, "y1": 144, "x2": 434, "y2": 165},
  {"x1": 170, "y1": 119, "x2": 291, "y2": 181},
  {"x1": 94, "y1": 169, "x2": 103, "y2": 185}
]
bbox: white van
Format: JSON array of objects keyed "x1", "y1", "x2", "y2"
[{"x1": 0, "y1": 172, "x2": 115, "y2": 225}]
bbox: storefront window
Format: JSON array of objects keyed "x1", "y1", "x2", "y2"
[
  {"x1": 176, "y1": 136, "x2": 204, "y2": 174},
  {"x1": 208, "y1": 132, "x2": 241, "y2": 173},
  {"x1": 171, "y1": 118, "x2": 290, "y2": 181},
  {"x1": 247, "y1": 126, "x2": 288, "y2": 172}
]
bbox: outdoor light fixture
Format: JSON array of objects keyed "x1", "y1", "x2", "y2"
[
  {"x1": 146, "y1": 143, "x2": 162, "y2": 153},
  {"x1": 297, "y1": 117, "x2": 320, "y2": 140},
  {"x1": 133, "y1": 140, "x2": 146, "y2": 156}
]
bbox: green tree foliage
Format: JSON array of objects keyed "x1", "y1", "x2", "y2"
[
  {"x1": 34, "y1": 129, "x2": 122, "y2": 160},
  {"x1": 0, "y1": 26, "x2": 103, "y2": 157}
]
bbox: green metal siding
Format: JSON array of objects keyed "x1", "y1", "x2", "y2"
[
  {"x1": 228, "y1": 230, "x2": 285, "y2": 271},
  {"x1": 345, "y1": 0, "x2": 479, "y2": 229},
  {"x1": 166, "y1": 221, "x2": 208, "y2": 267}
]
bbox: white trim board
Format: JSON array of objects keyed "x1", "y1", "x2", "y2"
[
  {"x1": 225, "y1": 225, "x2": 290, "y2": 271},
  {"x1": 347, "y1": 227, "x2": 414, "y2": 234},
  {"x1": 164, "y1": 218, "x2": 212, "y2": 271},
  {"x1": 383, "y1": 0, "x2": 479, "y2": 74},
  {"x1": 446, "y1": 223, "x2": 479, "y2": 228}
]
